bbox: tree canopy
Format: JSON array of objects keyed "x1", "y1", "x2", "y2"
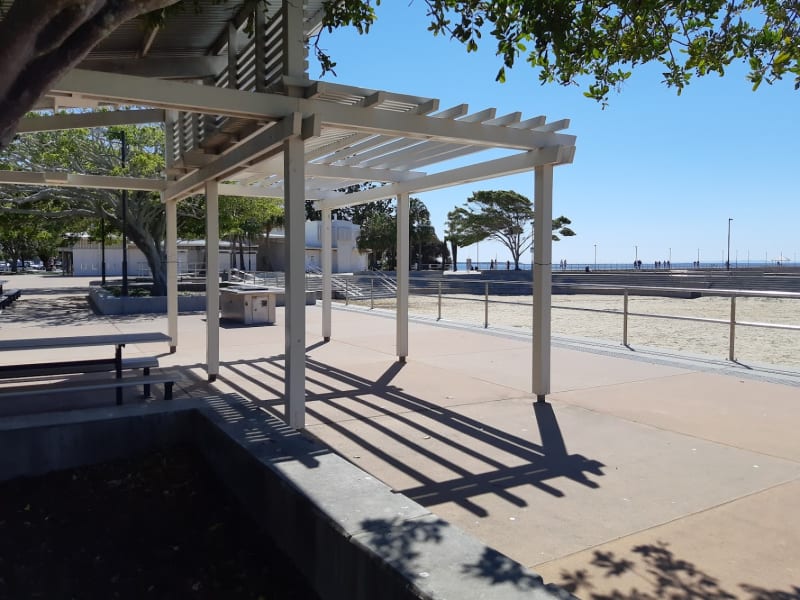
[
  {"x1": 457, "y1": 190, "x2": 576, "y2": 270},
  {"x1": 0, "y1": 123, "x2": 206, "y2": 294},
  {"x1": 1, "y1": 0, "x2": 798, "y2": 148},
  {"x1": 332, "y1": 1, "x2": 800, "y2": 102},
  {"x1": 355, "y1": 197, "x2": 447, "y2": 270}
]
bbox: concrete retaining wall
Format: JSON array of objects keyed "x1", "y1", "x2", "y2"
[
  {"x1": 0, "y1": 398, "x2": 573, "y2": 600},
  {"x1": 89, "y1": 287, "x2": 207, "y2": 315}
]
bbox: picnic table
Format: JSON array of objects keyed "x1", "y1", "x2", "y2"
[{"x1": 0, "y1": 332, "x2": 171, "y2": 404}]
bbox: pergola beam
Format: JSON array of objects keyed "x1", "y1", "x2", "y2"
[
  {"x1": 314, "y1": 146, "x2": 575, "y2": 210},
  {"x1": 18, "y1": 109, "x2": 165, "y2": 133},
  {"x1": 78, "y1": 57, "x2": 226, "y2": 79},
  {"x1": 0, "y1": 171, "x2": 165, "y2": 191},
  {"x1": 303, "y1": 163, "x2": 426, "y2": 183},
  {"x1": 165, "y1": 114, "x2": 304, "y2": 201},
  {"x1": 51, "y1": 70, "x2": 576, "y2": 150}
]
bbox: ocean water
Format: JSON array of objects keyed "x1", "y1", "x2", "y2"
[{"x1": 454, "y1": 261, "x2": 792, "y2": 271}]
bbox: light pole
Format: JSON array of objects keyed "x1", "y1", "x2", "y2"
[
  {"x1": 100, "y1": 216, "x2": 106, "y2": 285},
  {"x1": 634, "y1": 244, "x2": 638, "y2": 269},
  {"x1": 593, "y1": 243, "x2": 597, "y2": 269},
  {"x1": 121, "y1": 132, "x2": 128, "y2": 296},
  {"x1": 726, "y1": 218, "x2": 733, "y2": 271}
]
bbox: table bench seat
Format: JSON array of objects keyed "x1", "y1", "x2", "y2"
[
  {"x1": 0, "y1": 356, "x2": 159, "y2": 380},
  {"x1": 0, "y1": 373, "x2": 181, "y2": 402}
]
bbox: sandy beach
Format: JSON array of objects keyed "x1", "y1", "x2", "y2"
[{"x1": 342, "y1": 293, "x2": 800, "y2": 369}]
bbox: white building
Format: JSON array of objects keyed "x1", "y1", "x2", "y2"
[{"x1": 62, "y1": 220, "x2": 367, "y2": 276}]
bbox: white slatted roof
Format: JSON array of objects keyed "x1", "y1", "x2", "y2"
[{"x1": 1, "y1": 1, "x2": 575, "y2": 206}]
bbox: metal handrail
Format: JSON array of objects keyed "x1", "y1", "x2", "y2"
[{"x1": 337, "y1": 276, "x2": 800, "y2": 364}]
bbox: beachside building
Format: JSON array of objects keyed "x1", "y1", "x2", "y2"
[{"x1": 61, "y1": 220, "x2": 367, "y2": 276}]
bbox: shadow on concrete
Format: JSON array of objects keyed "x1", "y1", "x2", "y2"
[
  {"x1": 358, "y1": 516, "x2": 448, "y2": 580},
  {"x1": 0, "y1": 290, "x2": 162, "y2": 327},
  {"x1": 0, "y1": 294, "x2": 99, "y2": 327},
  {"x1": 462, "y1": 547, "x2": 570, "y2": 595},
  {"x1": 555, "y1": 541, "x2": 800, "y2": 600},
  {"x1": 358, "y1": 517, "x2": 573, "y2": 595},
  {"x1": 214, "y1": 354, "x2": 604, "y2": 517}
]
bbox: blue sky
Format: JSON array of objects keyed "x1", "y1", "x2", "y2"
[{"x1": 311, "y1": 5, "x2": 799, "y2": 266}]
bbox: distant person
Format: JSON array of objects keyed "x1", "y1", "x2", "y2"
[
  {"x1": 506, "y1": 260, "x2": 510, "y2": 270},
  {"x1": 585, "y1": 266, "x2": 590, "y2": 273}
]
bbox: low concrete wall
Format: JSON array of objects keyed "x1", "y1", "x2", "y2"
[
  {"x1": 89, "y1": 286, "x2": 207, "y2": 315},
  {"x1": 0, "y1": 398, "x2": 573, "y2": 600}
]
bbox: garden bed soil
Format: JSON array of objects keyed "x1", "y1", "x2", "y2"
[{"x1": 0, "y1": 446, "x2": 319, "y2": 599}]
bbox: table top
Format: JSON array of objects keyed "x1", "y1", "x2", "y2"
[{"x1": 0, "y1": 332, "x2": 170, "y2": 352}]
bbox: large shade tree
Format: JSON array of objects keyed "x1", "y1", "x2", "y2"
[
  {"x1": 460, "y1": 190, "x2": 576, "y2": 270},
  {"x1": 219, "y1": 195, "x2": 283, "y2": 271},
  {"x1": 0, "y1": 124, "x2": 205, "y2": 295},
  {"x1": 356, "y1": 198, "x2": 446, "y2": 270},
  {"x1": 0, "y1": 0, "x2": 798, "y2": 149}
]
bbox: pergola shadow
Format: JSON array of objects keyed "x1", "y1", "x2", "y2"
[{"x1": 215, "y1": 353, "x2": 605, "y2": 517}]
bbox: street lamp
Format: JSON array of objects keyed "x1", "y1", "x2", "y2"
[
  {"x1": 594, "y1": 243, "x2": 597, "y2": 269},
  {"x1": 726, "y1": 218, "x2": 733, "y2": 271}
]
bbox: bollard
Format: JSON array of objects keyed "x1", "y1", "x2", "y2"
[
  {"x1": 484, "y1": 282, "x2": 489, "y2": 328},
  {"x1": 623, "y1": 289, "x2": 629, "y2": 346},
  {"x1": 437, "y1": 281, "x2": 442, "y2": 321},
  {"x1": 729, "y1": 295, "x2": 736, "y2": 361}
]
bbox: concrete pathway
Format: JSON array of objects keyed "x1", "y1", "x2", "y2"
[{"x1": 2, "y1": 273, "x2": 799, "y2": 599}]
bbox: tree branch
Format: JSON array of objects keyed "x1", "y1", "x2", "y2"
[{"x1": 0, "y1": 0, "x2": 180, "y2": 149}]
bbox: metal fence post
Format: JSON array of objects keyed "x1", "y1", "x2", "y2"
[
  {"x1": 345, "y1": 279, "x2": 349, "y2": 306},
  {"x1": 484, "y1": 282, "x2": 489, "y2": 328},
  {"x1": 370, "y1": 278, "x2": 374, "y2": 310},
  {"x1": 729, "y1": 295, "x2": 736, "y2": 361},
  {"x1": 437, "y1": 281, "x2": 442, "y2": 321},
  {"x1": 623, "y1": 289, "x2": 629, "y2": 346}
]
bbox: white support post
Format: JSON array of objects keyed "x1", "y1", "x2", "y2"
[
  {"x1": 321, "y1": 208, "x2": 332, "y2": 341},
  {"x1": 254, "y1": 6, "x2": 266, "y2": 92},
  {"x1": 532, "y1": 165, "x2": 554, "y2": 402},
  {"x1": 205, "y1": 180, "x2": 220, "y2": 382},
  {"x1": 396, "y1": 193, "x2": 410, "y2": 362},
  {"x1": 165, "y1": 194, "x2": 178, "y2": 352},
  {"x1": 282, "y1": 0, "x2": 306, "y2": 81},
  {"x1": 284, "y1": 136, "x2": 306, "y2": 428},
  {"x1": 227, "y1": 22, "x2": 238, "y2": 90}
]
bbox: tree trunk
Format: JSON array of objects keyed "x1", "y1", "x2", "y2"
[
  {"x1": 449, "y1": 240, "x2": 458, "y2": 271},
  {"x1": 125, "y1": 219, "x2": 167, "y2": 296}
]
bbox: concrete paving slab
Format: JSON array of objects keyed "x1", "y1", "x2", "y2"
[
  {"x1": 534, "y1": 479, "x2": 800, "y2": 598},
  {"x1": 554, "y1": 371, "x2": 800, "y2": 461},
  {"x1": 308, "y1": 398, "x2": 800, "y2": 569}
]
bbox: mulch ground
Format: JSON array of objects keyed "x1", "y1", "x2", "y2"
[{"x1": 0, "y1": 446, "x2": 320, "y2": 599}]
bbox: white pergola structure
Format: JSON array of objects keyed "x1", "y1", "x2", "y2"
[{"x1": 1, "y1": 0, "x2": 575, "y2": 428}]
